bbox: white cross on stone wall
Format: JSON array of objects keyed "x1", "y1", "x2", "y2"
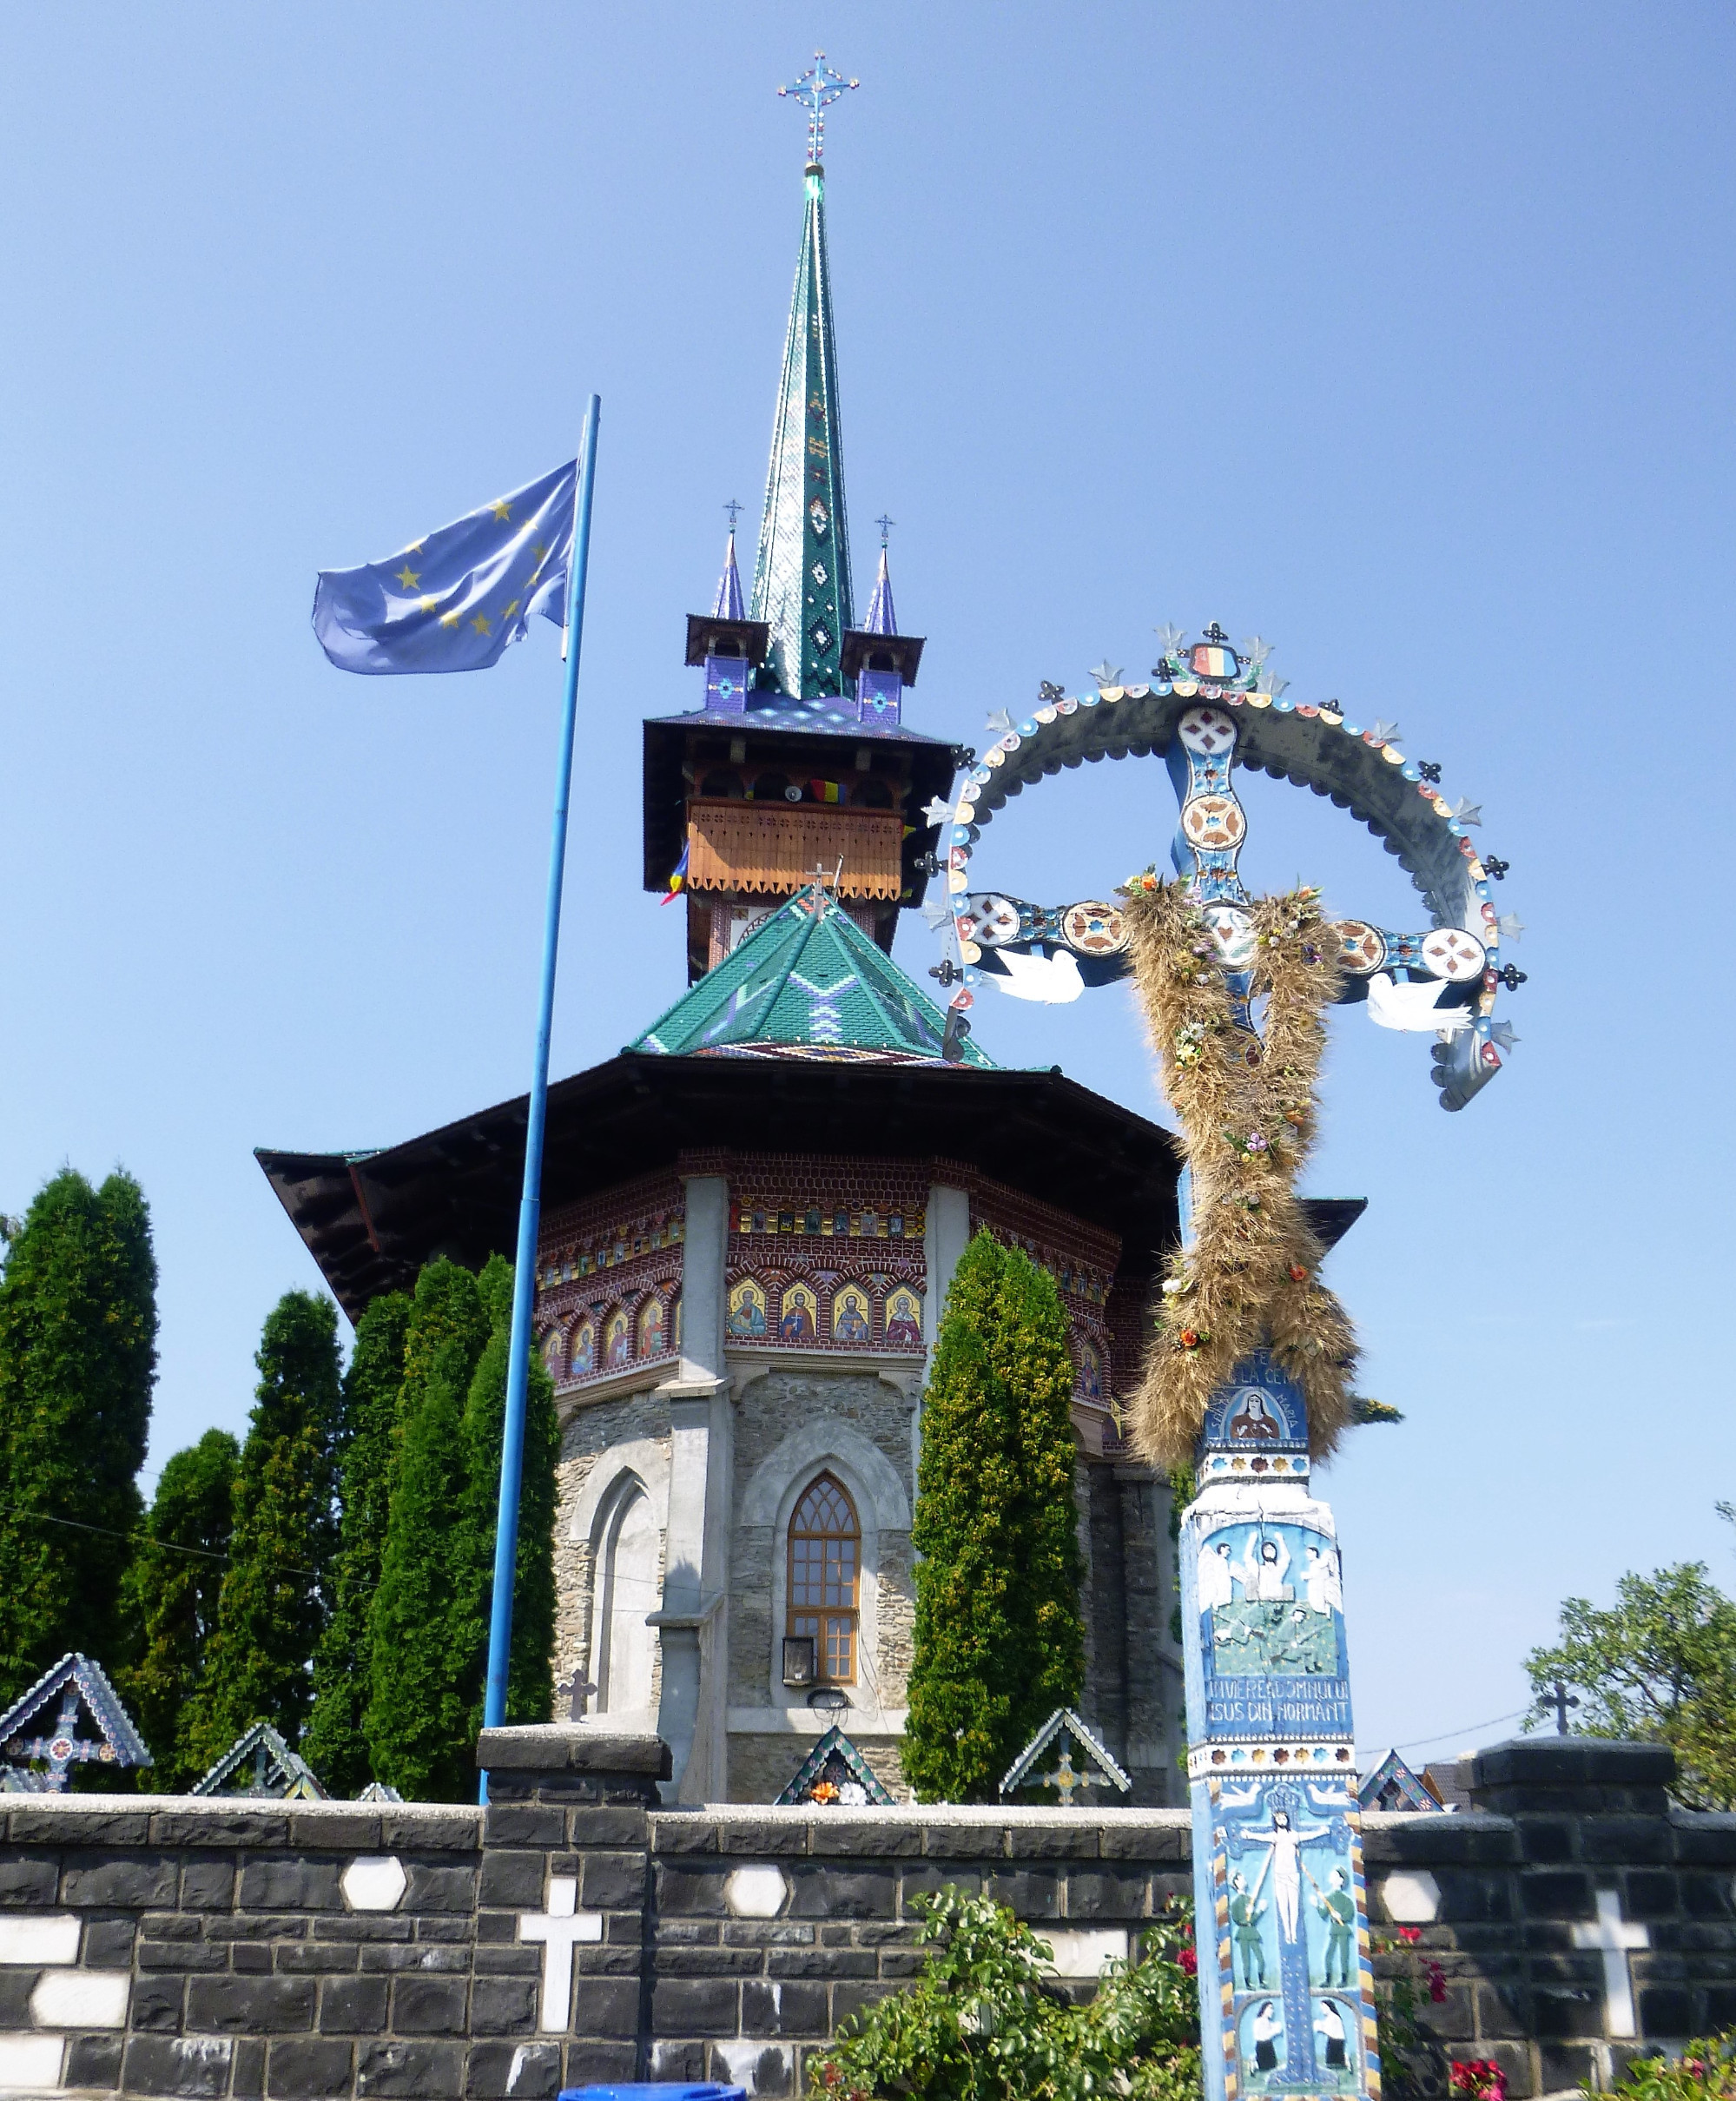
[
  {"x1": 518, "y1": 1875, "x2": 603, "y2": 2032},
  {"x1": 1572, "y1": 1886, "x2": 1649, "y2": 2038}
]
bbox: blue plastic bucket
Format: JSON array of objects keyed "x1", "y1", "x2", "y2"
[{"x1": 558, "y1": 2087, "x2": 747, "y2": 2100}]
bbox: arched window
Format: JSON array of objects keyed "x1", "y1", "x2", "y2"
[
  {"x1": 787, "y1": 1473, "x2": 860, "y2": 1685},
  {"x1": 594, "y1": 1480, "x2": 657, "y2": 1718}
]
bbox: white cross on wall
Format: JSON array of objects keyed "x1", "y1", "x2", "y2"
[
  {"x1": 1572, "y1": 1887, "x2": 1649, "y2": 2038},
  {"x1": 519, "y1": 1875, "x2": 603, "y2": 2032}
]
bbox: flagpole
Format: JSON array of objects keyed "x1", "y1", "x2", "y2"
[{"x1": 480, "y1": 394, "x2": 601, "y2": 1801}]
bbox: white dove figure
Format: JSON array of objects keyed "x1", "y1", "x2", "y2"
[
  {"x1": 989, "y1": 949, "x2": 1086, "y2": 1004},
  {"x1": 1364, "y1": 972, "x2": 1476, "y2": 1035}
]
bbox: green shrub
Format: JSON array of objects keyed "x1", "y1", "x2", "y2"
[
  {"x1": 1594, "y1": 2034, "x2": 1736, "y2": 2101},
  {"x1": 809, "y1": 1886, "x2": 1201, "y2": 2101}
]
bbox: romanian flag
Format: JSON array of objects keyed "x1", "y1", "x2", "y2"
[
  {"x1": 809, "y1": 779, "x2": 842, "y2": 803},
  {"x1": 662, "y1": 842, "x2": 690, "y2": 905}
]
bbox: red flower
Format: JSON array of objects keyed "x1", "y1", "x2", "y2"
[
  {"x1": 1289, "y1": 1265, "x2": 1309, "y2": 1282},
  {"x1": 1396, "y1": 1926, "x2": 1422, "y2": 1945},
  {"x1": 1428, "y1": 1960, "x2": 1448, "y2": 2004},
  {"x1": 1180, "y1": 1329, "x2": 1199, "y2": 1349},
  {"x1": 1178, "y1": 1945, "x2": 1198, "y2": 1977}
]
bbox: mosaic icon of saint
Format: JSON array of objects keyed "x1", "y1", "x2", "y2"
[
  {"x1": 571, "y1": 1321, "x2": 595, "y2": 1377},
  {"x1": 779, "y1": 1292, "x2": 815, "y2": 1343},
  {"x1": 1079, "y1": 1345, "x2": 1102, "y2": 1403},
  {"x1": 605, "y1": 1311, "x2": 630, "y2": 1368},
  {"x1": 834, "y1": 1290, "x2": 870, "y2": 1345},
  {"x1": 638, "y1": 1298, "x2": 664, "y2": 1358},
  {"x1": 883, "y1": 1290, "x2": 921, "y2": 1347},
  {"x1": 728, "y1": 1283, "x2": 767, "y2": 1339}
]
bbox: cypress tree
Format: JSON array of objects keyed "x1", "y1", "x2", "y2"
[
  {"x1": 185, "y1": 1292, "x2": 342, "y2": 1767},
  {"x1": 905, "y1": 1231, "x2": 1085, "y2": 1802},
  {"x1": 120, "y1": 1430, "x2": 239, "y2": 1791},
  {"x1": 366, "y1": 1259, "x2": 490, "y2": 1800},
  {"x1": 303, "y1": 1291, "x2": 412, "y2": 1796},
  {"x1": 459, "y1": 1253, "x2": 558, "y2": 1740},
  {"x1": 0, "y1": 1168, "x2": 157, "y2": 1702}
]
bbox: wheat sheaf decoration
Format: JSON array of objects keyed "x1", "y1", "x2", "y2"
[{"x1": 1119, "y1": 875, "x2": 1359, "y2": 1470}]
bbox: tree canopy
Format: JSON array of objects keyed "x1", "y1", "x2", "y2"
[
  {"x1": 0, "y1": 1167, "x2": 157, "y2": 1703},
  {"x1": 1525, "y1": 1557, "x2": 1736, "y2": 1811},
  {"x1": 906, "y1": 1231, "x2": 1085, "y2": 1803}
]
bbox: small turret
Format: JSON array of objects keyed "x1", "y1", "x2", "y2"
[
  {"x1": 841, "y1": 520, "x2": 924, "y2": 727},
  {"x1": 683, "y1": 505, "x2": 769, "y2": 715}
]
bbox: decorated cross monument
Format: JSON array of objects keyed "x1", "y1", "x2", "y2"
[{"x1": 922, "y1": 631, "x2": 1519, "y2": 2100}]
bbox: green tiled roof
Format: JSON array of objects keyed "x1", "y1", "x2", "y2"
[{"x1": 634, "y1": 887, "x2": 994, "y2": 1067}]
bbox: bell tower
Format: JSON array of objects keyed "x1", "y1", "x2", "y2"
[{"x1": 642, "y1": 58, "x2": 960, "y2": 984}]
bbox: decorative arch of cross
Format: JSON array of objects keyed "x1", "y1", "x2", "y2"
[{"x1": 917, "y1": 624, "x2": 1524, "y2": 1112}]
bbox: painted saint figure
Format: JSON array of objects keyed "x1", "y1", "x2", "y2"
[
  {"x1": 833, "y1": 1290, "x2": 870, "y2": 1344},
  {"x1": 1231, "y1": 1391, "x2": 1282, "y2": 1440},
  {"x1": 1229, "y1": 1869, "x2": 1269, "y2": 1987},
  {"x1": 1303, "y1": 1543, "x2": 1343, "y2": 1615},
  {"x1": 1236, "y1": 1806, "x2": 1331, "y2": 1946},
  {"x1": 1198, "y1": 1540, "x2": 1235, "y2": 1613},
  {"x1": 1315, "y1": 1997, "x2": 1350, "y2": 2071},
  {"x1": 1236, "y1": 1533, "x2": 1293, "y2": 1604},
  {"x1": 1314, "y1": 1867, "x2": 1356, "y2": 1987},
  {"x1": 1251, "y1": 1999, "x2": 1283, "y2": 2074}
]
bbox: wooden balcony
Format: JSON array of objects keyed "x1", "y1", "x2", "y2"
[{"x1": 684, "y1": 798, "x2": 906, "y2": 902}]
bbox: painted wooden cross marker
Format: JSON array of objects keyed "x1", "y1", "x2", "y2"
[
  {"x1": 519, "y1": 1875, "x2": 603, "y2": 2031},
  {"x1": 1572, "y1": 1887, "x2": 1649, "y2": 2038}
]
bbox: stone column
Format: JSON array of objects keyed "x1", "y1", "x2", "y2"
[
  {"x1": 918, "y1": 1184, "x2": 970, "y2": 1490},
  {"x1": 652, "y1": 1175, "x2": 731, "y2": 1805},
  {"x1": 476, "y1": 1725, "x2": 667, "y2": 2094}
]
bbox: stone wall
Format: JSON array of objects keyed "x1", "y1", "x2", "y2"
[{"x1": 7, "y1": 1732, "x2": 1732, "y2": 2098}]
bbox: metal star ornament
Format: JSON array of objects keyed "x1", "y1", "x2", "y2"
[
  {"x1": 1490, "y1": 1021, "x2": 1520, "y2": 1052},
  {"x1": 1154, "y1": 624, "x2": 1185, "y2": 657},
  {"x1": 1370, "y1": 719, "x2": 1403, "y2": 743},
  {"x1": 984, "y1": 707, "x2": 1014, "y2": 735},
  {"x1": 1239, "y1": 635, "x2": 1274, "y2": 668},
  {"x1": 921, "y1": 796, "x2": 955, "y2": 828},
  {"x1": 1497, "y1": 914, "x2": 1526, "y2": 941},
  {"x1": 1451, "y1": 799, "x2": 1483, "y2": 826},
  {"x1": 1090, "y1": 661, "x2": 1122, "y2": 688},
  {"x1": 921, "y1": 896, "x2": 954, "y2": 929}
]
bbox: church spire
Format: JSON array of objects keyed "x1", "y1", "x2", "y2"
[
  {"x1": 712, "y1": 502, "x2": 746, "y2": 619},
  {"x1": 751, "y1": 56, "x2": 859, "y2": 699}
]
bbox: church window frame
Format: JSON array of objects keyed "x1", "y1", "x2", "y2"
[{"x1": 786, "y1": 1471, "x2": 861, "y2": 1686}]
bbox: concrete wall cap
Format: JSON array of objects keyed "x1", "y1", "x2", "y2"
[
  {"x1": 1470, "y1": 1736, "x2": 1677, "y2": 1787},
  {"x1": 477, "y1": 1723, "x2": 672, "y2": 1776}
]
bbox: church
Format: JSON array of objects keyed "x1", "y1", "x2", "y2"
[{"x1": 254, "y1": 125, "x2": 1341, "y2": 1809}]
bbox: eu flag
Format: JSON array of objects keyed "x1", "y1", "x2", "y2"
[{"x1": 313, "y1": 459, "x2": 577, "y2": 675}]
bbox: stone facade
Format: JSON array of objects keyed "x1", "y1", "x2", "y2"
[
  {"x1": 0, "y1": 1734, "x2": 1730, "y2": 2098},
  {"x1": 535, "y1": 1156, "x2": 1187, "y2": 1807}
]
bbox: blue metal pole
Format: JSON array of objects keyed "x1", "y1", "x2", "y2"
[{"x1": 479, "y1": 395, "x2": 601, "y2": 1802}]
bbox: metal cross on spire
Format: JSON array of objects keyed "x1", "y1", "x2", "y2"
[
  {"x1": 875, "y1": 513, "x2": 895, "y2": 547},
  {"x1": 777, "y1": 50, "x2": 859, "y2": 164},
  {"x1": 723, "y1": 498, "x2": 743, "y2": 529}
]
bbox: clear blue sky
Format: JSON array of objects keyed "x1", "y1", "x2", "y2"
[{"x1": 4, "y1": 3, "x2": 1732, "y2": 1766}]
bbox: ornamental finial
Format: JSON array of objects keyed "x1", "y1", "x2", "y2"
[
  {"x1": 875, "y1": 513, "x2": 894, "y2": 548},
  {"x1": 776, "y1": 50, "x2": 859, "y2": 164}
]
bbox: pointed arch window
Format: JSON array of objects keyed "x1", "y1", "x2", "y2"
[{"x1": 787, "y1": 1472, "x2": 860, "y2": 1685}]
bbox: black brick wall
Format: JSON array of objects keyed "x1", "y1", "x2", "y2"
[{"x1": 0, "y1": 1731, "x2": 1728, "y2": 2097}]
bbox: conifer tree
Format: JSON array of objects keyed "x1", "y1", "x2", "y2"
[
  {"x1": 303, "y1": 1290, "x2": 412, "y2": 1795},
  {"x1": 185, "y1": 1292, "x2": 342, "y2": 1766},
  {"x1": 459, "y1": 1253, "x2": 557, "y2": 1741},
  {"x1": 0, "y1": 1168, "x2": 157, "y2": 1702},
  {"x1": 120, "y1": 1430, "x2": 239, "y2": 1791},
  {"x1": 905, "y1": 1231, "x2": 1085, "y2": 1802},
  {"x1": 365, "y1": 1259, "x2": 491, "y2": 1800}
]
